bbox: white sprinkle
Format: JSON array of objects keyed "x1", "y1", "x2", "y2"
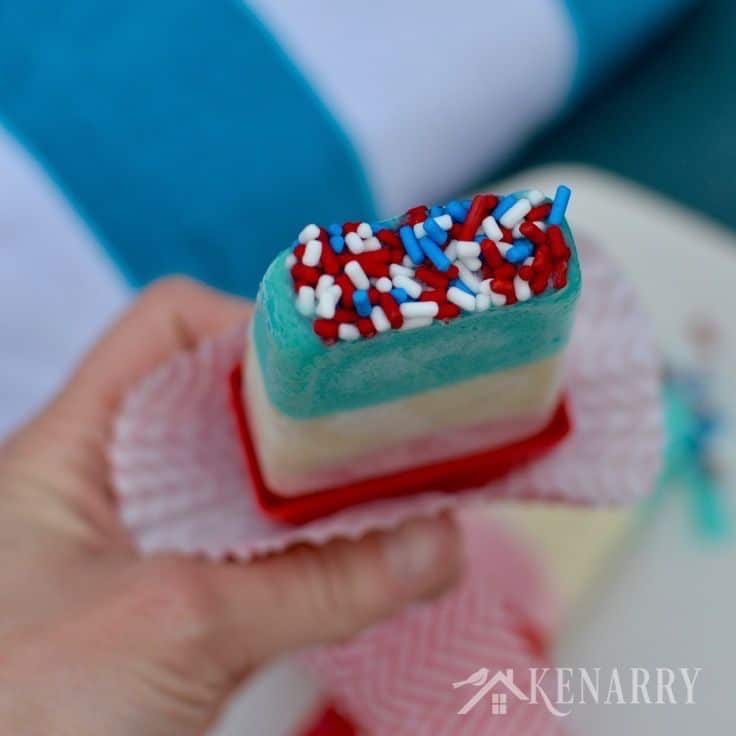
[
  {"x1": 363, "y1": 236, "x2": 382, "y2": 252},
  {"x1": 499, "y1": 198, "x2": 532, "y2": 228},
  {"x1": 456, "y1": 262, "x2": 482, "y2": 293},
  {"x1": 315, "y1": 286, "x2": 341, "y2": 319},
  {"x1": 401, "y1": 316, "x2": 434, "y2": 331},
  {"x1": 460, "y1": 256, "x2": 483, "y2": 272},
  {"x1": 316, "y1": 274, "x2": 335, "y2": 299},
  {"x1": 392, "y1": 274, "x2": 422, "y2": 299},
  {"x1": 447, "y1": 286, "x2": 476, "y2": 312},
  {"x1": 413, "y1": 222, "x2": 426, "y2": 239},
  {"x1": 490, "y1": 290, "x2": 507, "y2": 307},
  {"x1": 455, "y1": 240, "x2": 481, "y2": 259},
  {"x1": 481, "y1": 216, "x2": 502, "y2": 240},
  {"x1": 285, "y1": 253, "x2": 297, "y2": 268},
  {"x1": 475, "y1": 293, "x2": 491, "y2": 311},
  {"x1": 390, "y1": 263, "x2": 415, "y2": 279},
  {"x1": 302, "y1": 239, "x2": 322, "y2": 267},
  {"x1": 345, "y1": 260, "x2": 370, "y2": 290},
  {"x1": 527, "y1": 189, "x2": 546, "y2": 206},
  {"x1": 375, "y1": 276, "x2": 393, "y2": 293},
  {"x1": 444, "y1": 240, "x2": 458, "y2": 262},
  {"x1": 480, "y1": 278, "x2": 493, "y2": 295},
  {"x1": 514, "y1": 275, "x2": 532, "y2": 302},
  {"x1": 338, "y1": 323, "x2": 361, "y2": 341},
  {"x1": 400, "y1": 301, "x2": 439, "y2": 319},
  {"x1": 357, "y1": 222, "x2": 373, "y2": 239},
  {"x1": 296, "y1": 286, "x2": 316, "y2": 317},
  {"x1": 512, "y1": 222, "x2": 526, "y2": 239},
  {"x1": 298, "y1": 223, "x2": 320, "y2": 244},
  {"x1": 370, "y1": 306, "x2": 391, "y2": 333},
  {"x1": 402, "y1": 254, "x2": 415, "y2": 268},
  {"x1": 345, "y1": 232, "x2": 365, "y2": 254},
  {"x1": 533, "y1": 220, "x2": 547, "y2": 232},
  {"x1": 497, "y1": 240, "x2": 513, "y2": 256},
  {"x1": 523, "y1": 257, "x2": 534, "y2": 266},
  {"x1": 435, "y1": 214, "x2": 453, "y2": 230}
]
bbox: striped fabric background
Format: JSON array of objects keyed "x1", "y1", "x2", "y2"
[{"x1": 0, "y1": 0, "x2": 694, "y2": 435}]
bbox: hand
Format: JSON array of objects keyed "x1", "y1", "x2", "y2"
[{"x1": 0, "y1": 277, "x2": 461, "y2": 736}]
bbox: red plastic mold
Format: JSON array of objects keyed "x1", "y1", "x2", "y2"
[{"x1": 229, "y1": 363, "x2": 571, "y2": 525}]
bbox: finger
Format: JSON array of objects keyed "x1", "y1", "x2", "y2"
[
  {"x1": 0, "y1": 276, "x2": 250, "y2": 535},
  {"x1": 56, "y1": 276, "x2": 250, "y2": 425},
  {"x1": 122, "y1": 516, "x2": 462, "y2": 681}
]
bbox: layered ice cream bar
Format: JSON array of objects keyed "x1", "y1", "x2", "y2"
[{"x1": 245, "y1": 187, "x2": 580, "y2": 498}]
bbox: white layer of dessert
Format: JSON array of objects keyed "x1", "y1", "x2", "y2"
[{"x1": 244, "y1": 349, "x2": 565, "y2": 497}]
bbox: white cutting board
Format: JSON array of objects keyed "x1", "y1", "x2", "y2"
[{"x1": 214, "y1": 165, "x2": 736, "y2": 735}]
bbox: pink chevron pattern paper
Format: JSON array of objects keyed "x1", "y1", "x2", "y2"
[
  {"x1": 302, "y1": 518, "x2": 566, "y2": 736},
  {"x1": 111, "y1": 239, "x2": 662, "y2": 559}
]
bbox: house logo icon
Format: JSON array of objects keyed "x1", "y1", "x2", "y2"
[{"x1": 453, "y1": 668, "x2": 529, "y2": 716}]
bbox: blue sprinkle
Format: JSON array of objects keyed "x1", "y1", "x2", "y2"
[
  {"x1": 461, "y1": 199, "x2": 472, "y2": 209},
  {"x1": 429, "y1": 205, "x2": 445, "y2": 218},
  {"x1": 418, "y1": 236, "x2": 451, "y2": 272},
  {"x1": 370, "y1": 220, "x2": 383, "y2": 233},
  {"x1": 548, "y1": 185, "x2": 571, "y2": 225},
  {"x1": 474, "y1": 234, "x2": 486, "y2": 243},
  {"x1": 506, "y1": 239, "x2": 534, "y2": 264},
  {"x1": 446, "y1": 200, "x2": 467, "y2": 223},
  {"x1": 492, "y1": 194, "x2": 518, "y2": 221},
  {"x1": 390, "y1": 287, "x2": 409, "y2": 304},
  {"x1": 423, "y1": 217, "x2": 448, "y2": 245},
  {"x1": 399, "y1": 225, "x2": 425, "y2": 265},
  {"x1": 327, "y1": 223, "x2": 342, "y2": 236},
  {"x1": 450, "y1": 279, "x2": 475, "y2": 296},
  {"x1": 353, "y1": 289, "x2": 372, "y2": 317},
  {"x1": 329, "y1": 235, "x2": 345, "y2": 254}
]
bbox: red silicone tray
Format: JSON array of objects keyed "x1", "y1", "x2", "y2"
[{"x1": 229, "y1": 364, "x2": 571, "y2": 525}]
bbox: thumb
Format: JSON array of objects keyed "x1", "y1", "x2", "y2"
[
  {"x1": 21, "y1": 516, "x2": 461, "y2": 736},
  {"x1": 130, "y1": 515, "x2": 462, "y2": 678}
]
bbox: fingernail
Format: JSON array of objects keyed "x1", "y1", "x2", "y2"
[{"x1": 382, "y1": 517, "x2": 457, "y2": 586}]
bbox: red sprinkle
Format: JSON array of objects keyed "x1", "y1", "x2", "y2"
[
  {"x1": 415, "y1": 267, "x2": 449, "y2": 290},
  {"x1": 458, "y1": 194, "x2": 490, "y2": 241},
  {"x1": 526, "y1": 202, "x2": 552, "y2": 222},
  {"x1": 379, "y1": 293, "x2": 403, "y2": 329},
  {"x1": 368, "y1": 287, "x2": 381, "y2": 304},
  {"x1": 335, "y1": 274, "x2": 355, "y2": 307},
  {"x1": 518, "y1": 265, "x2": 534, "y2": 281},
  {"x1": 530, "y1": 274, "x2": 549, "y2": 295},
  {"x1": 405, "y1": 205, "x2": 428, "y2": 225},
  {"x1": 437, "y1": 302, "x2": 462, "y2": 320},
  {"x1": 519, "y1": 222, "x2": 547, "y2": 248},
  {"x1": 481, "y1": 240, "x2": 504, "y2": 268},
  {"x1": 500, "y1": 227, "x2": 514, "y2": 243},
  {"x1": 357, "y1": 317, "x2": 377, "y2": 338},
  {"x1": 419, "y1": 289, "x2": 449, "y2": 303},
  {"x1": 375, "y1": 229, "x2": 402, "y2": 248},
  {"x1": 320, "y1": 244, "x2": 340, "y2": 275},
  {"x1": 491, "y1": 279, "x2": 515, "y2": 299},
  {"x1": 494, "y1": 263, "x2": 517, "y2": 281},
  {"x1": 547, "y1": 225, "x2": 571, "y2": 261},
  {"x1": 291, "y1": 263, "x2": 321, "y2": 286},
  {"x1": 334, "y1": 308, "x2": 358, "y2": 324},
  {"x1": 313, "y1": 319, "x2": 338, "y2": 341}
]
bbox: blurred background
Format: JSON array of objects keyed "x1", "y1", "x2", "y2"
[{"x1": 1, "y1": 1, "x2": 734, "y2": 733}]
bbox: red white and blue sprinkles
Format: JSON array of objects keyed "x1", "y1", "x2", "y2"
[{"x1": 288, "y1": 186, "x2": 573, "y2": 344}]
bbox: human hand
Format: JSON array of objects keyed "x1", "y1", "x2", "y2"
[{"x1": 0, "y1": 278, "x2": 461, "y2": 736}]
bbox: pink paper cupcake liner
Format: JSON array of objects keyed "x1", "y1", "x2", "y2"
[{"x1": 111, "y1": 239, "x2": 662, "y2": 560}]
